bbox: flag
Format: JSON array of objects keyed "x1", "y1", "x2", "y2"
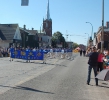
[{"x1": 21, "y1": 0, "x2": 29, "y2": 6}]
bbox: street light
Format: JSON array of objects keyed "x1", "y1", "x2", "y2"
[
  {"x1": 101, "y1": 0, "x2": 104, "y2": 52},
  {"x1": 86, "y1": 22, "x2": 93, "y2": 40}
]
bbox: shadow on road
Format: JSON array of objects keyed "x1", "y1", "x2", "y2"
[
  {"x1": 0, "y1": 85, "x2": 54, "y2": 94},
  {"x1": 97, "y1": 85, "x2": 109, "y2": 88},
  {"x1": 34, "y1": 62, "x2": 67, "y2": 67},
  {"x1": 89, "y1": 84, "x2": 109, "y2": 88},
  {"x1": 8, "y1": 59, "x2": 67, "y2": 68}
]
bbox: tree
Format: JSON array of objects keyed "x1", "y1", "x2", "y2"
[
  {"x1": 73, "y1": 42, "x2": 79, "y2": 49},
  {"x1": 51, "y1": 31, "x2": 66, "y2": 48}
]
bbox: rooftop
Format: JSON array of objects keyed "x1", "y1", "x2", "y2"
[{"x1": 0, "y1": 24, "x2": 18, "y2": 40}]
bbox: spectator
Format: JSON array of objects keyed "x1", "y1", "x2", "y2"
[
  {"x1": 97, "y1": 49, "x2": 104, "y2": 73},
  {"x1": 87, "y1": 47, "x2": 99, "y2": 86},
  {"x1": 80, "y1": 49, "x2": 82, "y2": 56},
  {"x1": 83, "y1": 49, "x2": 86, "y2": 56},
  {"x1": 103, "y1": 50, "x2": 109, "y2": 67}
]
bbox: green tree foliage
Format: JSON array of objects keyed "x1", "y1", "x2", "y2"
[
  {"x1": 73, "y1": 42, "x2": 79, "y2": 49},
  {"x1": 51, "y1": 31, "x2": 66, "y2": 48}
]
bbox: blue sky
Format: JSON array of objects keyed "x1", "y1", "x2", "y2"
[{"x1": 0, "y1": 0, "x2": 109, "y2": 45}]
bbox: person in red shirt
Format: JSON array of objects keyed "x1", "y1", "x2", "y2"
[{"x1": 97, "y1": 49, "x2": 104, "y2": 73}]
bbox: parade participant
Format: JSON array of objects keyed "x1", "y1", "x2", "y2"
[
  {"x1": 33, "y1": 47, "x2": 36, "y2": 51},
  {"x1": 46, "y1": 48, "x2": 50, "y2": 57},
  {"x1": 50, "y1": 47, "x2": 53, "y2": 58},
  {"x1": 61, "y1": 48, "x2": 65, "y2": 59},
  {"x1": 26, "y1": 47, "x2": 30, "y2": 63},
  {"x1": 52, "y1": 48, "x2": 55, "y2": 58},
  {"x1": 43, "y1": 48, "x2": 48, "y2": 64},
  {"x1": 9, "y1": 45, "x2": 14, "y2": 61},
  {"x1": 54, "y1": 48, "x2": 58, "y2": 58},
  {"x1": 67, "y1": 48, "x2": 72, "y2": 60},
  {"x1": 57, "y1": 48, "x2": 61, "y2": 58},
  {"x1": 64, "y1": 48, "x2": 68, "y2": 59},
  {"x1": 87, "y1": 47, "x2": 99, "y2": 86}
]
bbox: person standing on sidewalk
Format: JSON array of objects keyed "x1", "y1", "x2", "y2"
[
  {"x1": 83, "y1": 49, "x2": 86, "y2": 56},
  {"x1": 97, "y1": 49, "x2": 104, "y2": 73},
  {"x1": 103, "y1": 50, "x2": 109, "y2": 68},
  {"x1": 80, "y1": 49, "x2": 82, "y2": 56},
  {"x1": 87, "y1": 47, "x2": 99, "y2": 86}
]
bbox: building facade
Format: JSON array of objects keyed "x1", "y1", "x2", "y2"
[
  {"x1": 94, "y1": 22, "x2": 109, "y2": 49},
  {"x1": 0, "y1": 24, "x2": 21, "y2": 48}
]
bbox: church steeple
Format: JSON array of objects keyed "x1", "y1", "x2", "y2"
[
  {"x1": 43, "y1": 0, "x2": 52, "y2": 37},
  {"x1": 46, "y1": 0, "x2": 50, "y2": 20}
]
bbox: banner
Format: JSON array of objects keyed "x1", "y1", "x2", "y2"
[
  {"x1": 10, "y1": 49, "x2": 44, "y2": 60},
  {"x1": 10, "y1": 48, "x2": 72, "y2": 60},
  {"x1": 21, "y1": 0, "x2": 29, "y2": 6}
]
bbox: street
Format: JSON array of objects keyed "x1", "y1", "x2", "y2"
[{"x1": 0, "y1": 53, "x2": 109, "y2": 100}]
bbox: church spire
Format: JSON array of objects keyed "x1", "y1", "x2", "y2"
[{"x1": 46, "y1": 0, "x2": 50, "y2": 20}]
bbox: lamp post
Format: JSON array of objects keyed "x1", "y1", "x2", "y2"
[
  {"x1": 86, "y1": 22, "x2": 93, "y2": 40},
  {"x1": 101, "y1": 0, "x2": 104, "y2": 52}
]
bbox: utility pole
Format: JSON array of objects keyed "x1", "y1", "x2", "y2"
[{"x1": 101, "y1": 0, "x2": 104, "y2": 52}]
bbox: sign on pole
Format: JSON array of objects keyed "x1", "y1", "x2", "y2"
[{"x1": 21, "y1": 0, "x2": 29, "y2": 6}]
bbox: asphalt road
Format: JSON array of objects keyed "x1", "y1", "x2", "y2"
[{"x1": 0, "y1": 53, "x2": 109, "y2": 100}]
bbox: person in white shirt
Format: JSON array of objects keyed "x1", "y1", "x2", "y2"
[
  {"x1": 104, "y1": 49, "x2": 108, "y2": 56},
  {"x1": 33, "y1": 48, "x2": 36, "y2": 51},
  {"x1": 61, "y1": 48, "x2": 65, "y2": 59},
  {"x1": 50, "y1": 48, "x2": 53, "y2": 53},
  {"x1": 55, "y1": 48, "x2": 58, "y2": 58},
  {"x1": 50, "y1": 48, "x2": 53, "y2": 58}
]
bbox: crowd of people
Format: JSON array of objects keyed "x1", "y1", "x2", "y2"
[
  {"x1": 1, "y1": 46, "x2": 73, "y2": 62},
  {"x1": 86, "y1": 47, "x2": 109, "y2": 86},
  {"x1": 0, "y1": 47, "x2": 9, "y2": 57},
  {"x1": 79, "y1": 49, "x2": 86, "y2": 56},
  {"x1": 1, "y1": 45, "x2": 109, "y2": 85}
]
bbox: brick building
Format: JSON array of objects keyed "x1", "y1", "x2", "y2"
[{"x1": 94, "y1": 22, "x2": 109, "y2": 49}]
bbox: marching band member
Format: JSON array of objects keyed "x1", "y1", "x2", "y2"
[
  {"x1": 26, "y1": 47, "x2": 30, "y2": 63},
  {"x1": 58, "y1": 48, "x2": 61, "y2": 59},
  {"x1": 64, "y1": 49, "x2": 68, "y2": 58},
  {"x1": 50, "y1": 47, "x2": 53, "y2": 58},
  {"x1": 55, "y1": 48, "x2": 58, "y2": 58},
  {"x1": 9, "y1": 45, "x2": 14, "y2": 62},
  {"x1": 33, "y1": 48, "x2": 36, "y2": 51},
  {"x1": 67, "y1": 48, "x2": 72, "y2": 60},
  {"x1": 61, "y1": 48, "x2": 65, "y2": 59},
  {"x1": 43, "y1": 48, "x2": 48, "y2": 64}
]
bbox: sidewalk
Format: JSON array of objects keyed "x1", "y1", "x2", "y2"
[{"x1": 79, "y1": 55, "x2": 109, "y2": 100}]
